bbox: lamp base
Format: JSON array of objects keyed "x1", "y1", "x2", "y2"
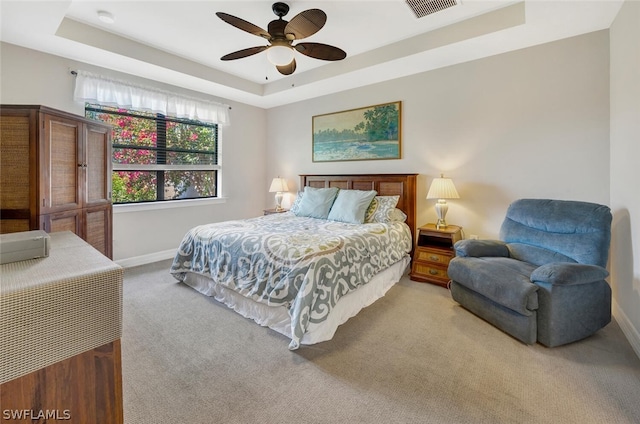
[
  {"x1": 434, "y1": 200, "x2": 449, "y2": 230},
  {"x1": 435, "y1": 218, "x2": 448, "y2": 230},
  {"x1": 274, "y1": 192, "x2": 284, "y2": 211}
]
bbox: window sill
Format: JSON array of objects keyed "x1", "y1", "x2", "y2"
[{"x1": 113, "y1": 197, "x2": 227, "y2": 214}]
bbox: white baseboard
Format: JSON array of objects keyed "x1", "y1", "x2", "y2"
[
  {"x1": 115, "y1": 248, "x2": 176, "y2": 269},
  {"x1": 613, "y1": 299, "x2": 640, "y2": 360}
]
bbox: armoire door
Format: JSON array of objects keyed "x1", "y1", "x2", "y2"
[
  {"x1": 0, "y1": 108, "x2": 37, "y2": 232},
  {"x1": 84, "y1": 205, "x2": 112, "y2": 258},
  {"x1": 39, "y1": 113, "x2": 83, "y2": 214},
  {"x1": 84, "y1": 123, "x2": 112, "y2": 208}
]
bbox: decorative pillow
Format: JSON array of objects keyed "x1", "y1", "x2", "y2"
[
  {"x1": 388, "y1": 208, "x2": 408, "y2": 223},
  {"x1": 289, "y1": 191, "x2": 303, "y2": 214},
  {"x1": 294, "y1": 187, "x2": 339, "y2": 219},
  {"x1": 327, "y1": 189, "x2": 377, "y2": 224},
  {"x1": 365, "y1": 195, "x2": 400, "y2": 223}
]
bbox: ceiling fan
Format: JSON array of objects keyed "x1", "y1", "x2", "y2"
[{"x1": 216, "y1": 2, "x2": 347, "y2": 76}]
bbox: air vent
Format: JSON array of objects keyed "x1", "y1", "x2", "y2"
[{"x1": 406, "y1": 0, "x2": 459, "y2": 18}]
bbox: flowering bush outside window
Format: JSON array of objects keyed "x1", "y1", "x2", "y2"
[{"x1": 85, "y1": 104, "x2": 219, "y2": 204}]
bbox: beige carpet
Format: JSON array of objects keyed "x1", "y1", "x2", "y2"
[{"x1": 121, "y1": 260, "x2": 640, "y2": 424}]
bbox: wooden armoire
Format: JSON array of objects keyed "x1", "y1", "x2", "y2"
[{"x1": 0, "y1": 105, "x2": 113, "y2": 258}]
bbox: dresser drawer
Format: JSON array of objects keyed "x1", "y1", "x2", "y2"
[{"x1": 414, "y1": 248, "x2": 453, "y2": 265}]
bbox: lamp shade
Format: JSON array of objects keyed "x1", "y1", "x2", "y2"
[
  {"x1": 269, "y1": 177, "x2": 289, "y2": 193},
  {"x1": 426, "y1": 175, "x2": 459, "y2": 199}
]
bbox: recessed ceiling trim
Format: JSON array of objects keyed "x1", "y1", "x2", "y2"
[
  {"x1": 55, "y1": 18, "x2": 262, "y2": 96},
  {"x1": 0, "y1": 0, "x2": 617, "y2": 109},
  {"x1": 263, "y1": 2, "x2": 525, "y2": 97}
]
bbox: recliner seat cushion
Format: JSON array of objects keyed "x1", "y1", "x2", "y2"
[{"x1": 448, "y1": 257, "x2": 538, "y2": 316}]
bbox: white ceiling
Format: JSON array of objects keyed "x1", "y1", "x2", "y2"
[{"x1": 0, "y1": 0, "x2": 624, "y2": 108}]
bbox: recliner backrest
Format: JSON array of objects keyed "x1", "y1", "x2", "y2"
[{"x1": 499, "y1": 199, "x2": 612, "y2": 268}]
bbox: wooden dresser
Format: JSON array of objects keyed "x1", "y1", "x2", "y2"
[
  {"x1": 0, "y1": 231, "x2": 123, "y2": 424},
  {"x1": 0, "y1": 105, "x2": 113, "y2": 258}
]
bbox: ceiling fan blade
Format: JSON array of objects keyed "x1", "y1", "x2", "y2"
[
  {"x1": 294, "y1": 43, "x2": 346, "y2": 61},
  {"x1": 276, "y1": 59, "x2": 297, "y2": 75},
  {"x1": 284, "y1": 9, "x2": 326, "y2": 40},
  {"x1": 216, "y1": 12, "x2": 270, "y2": 39},
  {"x1": 220, "y1": 46, "x2": 267, "y2": 61}
]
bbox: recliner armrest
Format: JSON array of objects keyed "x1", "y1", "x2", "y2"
[
  {"x1": 454, "y1": 239, "x2": 509, "y2": 258},
  {"x1": 530, "y1": 262, "x2": 609, "y2": 285}
]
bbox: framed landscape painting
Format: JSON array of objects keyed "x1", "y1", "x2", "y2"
[{"x1": 312, "y1": 101, "x2": 401, "y2": 162}]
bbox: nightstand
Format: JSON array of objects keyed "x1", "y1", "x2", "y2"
[
  {"x1": 410, "y1": 224, "x2": 462, "y2": 287},
  {"x1": 263, "y1": 208, "x2": 288, "y2": 215}
]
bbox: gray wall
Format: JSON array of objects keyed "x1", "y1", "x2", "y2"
[
  {"x1": 266, "y1": 31, "x2": 611, "y2": 239},
  {"x1": 610, "y1": 0, "x2": 640, "y2": 356}
]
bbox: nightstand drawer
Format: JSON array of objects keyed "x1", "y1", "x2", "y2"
[
  {"x1": 414, "y1": 248, "x2": 452, "y2": 265},
  {"x1": 412, "y1": 263, "x2": 449, "y2": 282}
]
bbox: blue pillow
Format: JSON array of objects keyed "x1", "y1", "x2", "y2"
[
  {"x1": 327, "y1": 189, "x2": 378, "y2": 224},
  {"x1": 294, "y1": 187, "x2": 339, "y2": 219}
]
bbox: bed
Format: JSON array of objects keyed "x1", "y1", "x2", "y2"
[{"x1": 170, "y1": 174, "x2": 418, "y2": 349}]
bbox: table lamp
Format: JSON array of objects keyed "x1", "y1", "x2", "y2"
[
  {"x1": 269, "y1": 177, "x2": 289, "y2": 211},
  {"x1": 426, "y1": 174, "x2": 459, "y2": 229}
]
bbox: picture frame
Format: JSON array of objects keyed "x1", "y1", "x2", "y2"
[{"x1": 312, "y1": 101, "x2": 401, "y2": 162}]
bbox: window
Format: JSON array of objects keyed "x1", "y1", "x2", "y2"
[{"x1": 85, "y1": 104, "x2": 219, "y2": 204}]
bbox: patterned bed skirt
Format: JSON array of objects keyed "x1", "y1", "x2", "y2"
[{"x1": 178, "y1": 256, "x2": 410, "y2": 347}]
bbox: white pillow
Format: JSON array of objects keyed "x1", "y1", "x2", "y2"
[
  {"x1": 294, "y1": 187, "x2": 339, "y2": 219},
  {"x1": 327, "y1": 189, "x2": 377, "y2": 224}
]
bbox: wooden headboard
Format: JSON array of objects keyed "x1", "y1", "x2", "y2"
[{"x1": 300, "y1": 174, "x2": 418, "y2": 249}]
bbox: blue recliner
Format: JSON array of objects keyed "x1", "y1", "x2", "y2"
[{"x1": 448, "y1": 199, "x2": 612, "y2": 347}]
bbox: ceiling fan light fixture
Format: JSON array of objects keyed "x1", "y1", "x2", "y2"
[{"x1": 266, "y1": 45, "x2": 295, "y2": 66}]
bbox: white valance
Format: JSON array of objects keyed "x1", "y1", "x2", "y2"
[{"x1": 73, "y1": 70, "x2": 230, "y2": 126}]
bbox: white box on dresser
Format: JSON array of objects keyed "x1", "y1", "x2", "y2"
[{"x1": 0, "y1": 230, "x2": 50, "y2": 265}]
